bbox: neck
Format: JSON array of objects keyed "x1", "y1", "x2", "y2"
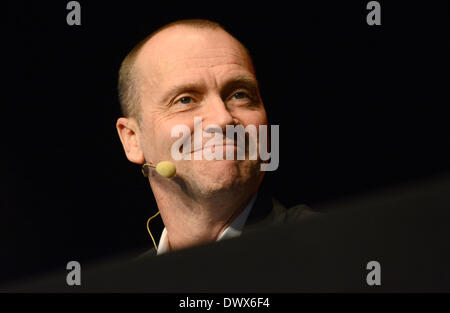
[{"x1": 149, "y1": 175, "x2": 260, "y2": 252}]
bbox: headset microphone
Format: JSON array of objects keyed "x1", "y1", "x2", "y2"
[
  {"x1": 142, "y1": 160, "x2": 176, "y2": 250},
  {"x1": 142, "y1": 161, "x2": 176, "y2": 178}
]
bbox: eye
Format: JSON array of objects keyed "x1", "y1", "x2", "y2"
[
  {"x1": 232, "y1": 92, "x2": 248, "y2": 100},
  {"x1": 177, "y1": 96, "x2": 192, "y2": 104}
]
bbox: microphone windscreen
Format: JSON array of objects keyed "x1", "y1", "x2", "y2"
[{"x1": 155, "y1": 161, "x2": 176, "y2": 178}]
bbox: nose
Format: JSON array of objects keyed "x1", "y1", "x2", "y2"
[{"x1": 204, "y1": 95, "x2": 236, "y2": 131}]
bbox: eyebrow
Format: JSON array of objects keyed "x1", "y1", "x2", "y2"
[
  {"x1": 160, "y1": 75, "x2": 259, "y2": 105},
  {"x1": 161, "y1": 83, "x2": 204, "y2": 105},
  {"x1": 220, "y1": 76, "x2": 259, "y2": 99}
]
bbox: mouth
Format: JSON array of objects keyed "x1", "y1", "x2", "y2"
[{"x1": 190, "y1": 142, "x2": 239, "y2": 154}]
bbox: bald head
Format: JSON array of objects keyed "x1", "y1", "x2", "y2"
[{"x1": 117, "y1": 19, "x2": 254, "y2": 122}]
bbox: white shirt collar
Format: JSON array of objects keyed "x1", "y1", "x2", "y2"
[{"x1": 157, "y1": 193, "x2": 258, "y2": 255}]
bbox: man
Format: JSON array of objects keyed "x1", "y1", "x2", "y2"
[{"x1": 116, "y1": 19, "x2": 314, "y2": 256}]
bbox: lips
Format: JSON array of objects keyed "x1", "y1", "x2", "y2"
[
  {"x1": 191, "y1": 141, "x2": 238, "y2": 154},
  {"x1": 204, "y1": 139, "x2": 237, "y2": 149}
]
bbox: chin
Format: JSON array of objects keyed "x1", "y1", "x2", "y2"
[{"x1": 183, "y1": 159, "x2": 261, "y2": 196}]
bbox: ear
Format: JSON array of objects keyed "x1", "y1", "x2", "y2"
[{"x1": 116, "y1": 117, "x2": 145, "y2": 164}]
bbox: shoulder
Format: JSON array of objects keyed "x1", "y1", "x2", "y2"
[
  {"x1": 270, "y1": 198, "x2": 320, "y2": 225},
  {"x1": 277, "y1": 199, "x2": 320, "y2": 223},
  {"x1": 133, "y1": 247, "x2": 157, "y2": 261},
  {"x1": 243, "y1": 196, "x2": 320, "y2": 233}
]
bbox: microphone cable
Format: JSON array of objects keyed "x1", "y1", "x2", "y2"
[{"x1": 146, "y1": 211, "x2": 161, "y2": 251}]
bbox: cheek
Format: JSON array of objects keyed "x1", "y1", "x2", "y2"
[
  {"x1": 154, "y1": 118, "x2": 195, "y2": 153},
  {"x1": 239, "y1": 109, "x2": 268, "y2": 127}
]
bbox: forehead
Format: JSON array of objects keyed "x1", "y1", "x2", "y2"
[{"x1": 135, "y1": 26, "x2": 255, "y2": 87}]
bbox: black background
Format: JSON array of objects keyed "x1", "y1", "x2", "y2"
[{"x1": 4, "y1": 1, "x2": 450, "y2": 284}]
